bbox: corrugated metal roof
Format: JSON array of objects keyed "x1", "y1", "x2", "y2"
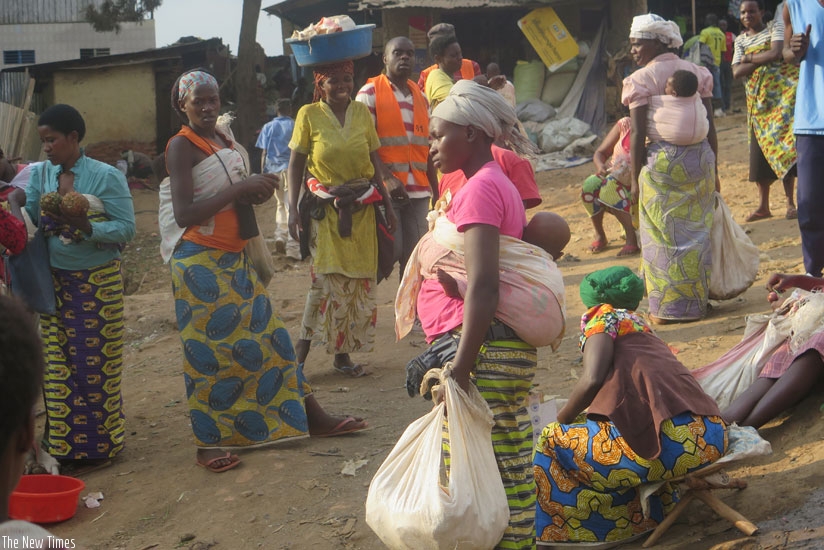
[
  {"x1": 351, "y1": 0, "x2": 557, "y2": 8},
  {"x1": 0, "y1": 38, "x2": 225, "y2": 75},
  {"x1": 265, "y1": 0, "x2": 566, "y2": 17},
  {"x1": 0, "y1": 71, "x2": 30, "y2": 105},
  {"x1": 0, "y1": 0, "x2": 109, "y2": 25}
]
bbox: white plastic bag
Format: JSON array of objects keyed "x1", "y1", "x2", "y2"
[
  {"x1": 537, "y1": 117, "x2": 591, "y2": 153},
  {"x1": 365, "y1": 368, "x2": 508, "y2": 549},
  {"x1": 692, "y1": 312, "x2": 790, "y2": 408},
  {"x1": 709, "y1": 193, "x2": 760, "y2": 300}
]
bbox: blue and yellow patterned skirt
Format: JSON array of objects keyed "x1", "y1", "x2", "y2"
[
  {"x1": 534, "y1": 412, "x2": 727, "y2": 544},
  {"x1": 171, "y1": 241, "x2": 309, "y2": 448}
]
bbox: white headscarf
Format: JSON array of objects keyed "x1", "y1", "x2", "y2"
[
  {"x1": 629, "y1": 13, "x2": 683, "y2": 49},
  {"x1": 432, "y1": 79, "x2": 538, "y2": 156},
  {"x1": 432, "y1": 79, "x2": 516, "y2": 140}
]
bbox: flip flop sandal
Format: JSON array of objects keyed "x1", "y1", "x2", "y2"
[
  {"x1": 333, "y1": 363, "x2": 370, "y2": 377},
  {"x1": 313, "y1": 417, "x2": 369, "y2": 438},
  {"x1": 196, "y1": 452, "x2": 241, "y2": 473},
  {"x1": 589, "y1": 239, "x2": 608, "y2": 253}
]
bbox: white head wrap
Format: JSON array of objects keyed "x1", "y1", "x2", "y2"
[
  {"x1": 431, "y1": 80, "x2": 538, "y2": 156},
  {"x1": 432, "y1": 79, "x2": 516, "y2": 140},
  {"x1": 629, "y1": 13, "x2": 683, "y2": 49}
]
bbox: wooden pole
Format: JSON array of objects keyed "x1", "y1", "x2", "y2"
[
  {"x1": 692, "y1": 490, "x2": 759, "y2": 536},
  {"x1": 692, "y1": 0, "x2": 697, "y2": 36},
  {"x1": 642, "y1": 493, "x2": 695, "y2": 548}
]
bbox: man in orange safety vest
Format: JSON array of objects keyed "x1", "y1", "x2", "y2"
[{"x1": 356, "y1": 36, "x2": 439, "y2": 279}]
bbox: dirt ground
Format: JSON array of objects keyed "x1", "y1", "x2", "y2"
[{"x1": 38, "y1": 111, "x2": 824, "y2": 550}]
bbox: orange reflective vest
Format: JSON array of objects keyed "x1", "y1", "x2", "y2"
[
  {"x1": 417, "y1": 59, "x2": 477, "y2": 92},
  {"x1": 368, "y1": 74, "x2": 430, "y2": 193}
]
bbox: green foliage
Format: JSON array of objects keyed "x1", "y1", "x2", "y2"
[{"x1": 84, "y1": 0, "x2": 163, "y2": 33}]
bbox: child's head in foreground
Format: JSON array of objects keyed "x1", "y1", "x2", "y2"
[{"x1": 0, "y1": 296, "x2": 44, "y2": 497}]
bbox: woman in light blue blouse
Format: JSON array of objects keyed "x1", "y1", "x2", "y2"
[{"x1": 9, "y1": 104, "x2": 135, "y2": 464}]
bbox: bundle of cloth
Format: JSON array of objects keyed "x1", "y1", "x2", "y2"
[{"x1": 396, "y1": 207, "x2": 566, "y2": 350}]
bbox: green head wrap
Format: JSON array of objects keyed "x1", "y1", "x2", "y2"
[{"x1": 580, "y1": 266, "x2": 645, "y2": 310}]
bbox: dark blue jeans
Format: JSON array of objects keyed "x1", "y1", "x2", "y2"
[
  {"x1": 720, "y1": 61, "x2": 733, "y2": 112},
  {"x1": 796, "y1": 134, "x2": 824, "y2": 276}
]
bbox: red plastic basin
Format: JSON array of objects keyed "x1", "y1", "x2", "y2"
[{"x1": 9, "y1": 475, "x2": 85, "y2": 524}]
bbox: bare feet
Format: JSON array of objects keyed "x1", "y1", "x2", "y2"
[{"x1": 617, "y1": 244, "x2": 640, "y2": 257}]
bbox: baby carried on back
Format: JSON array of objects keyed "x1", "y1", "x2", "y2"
[
  {"x1": 396, "y1": 204, "x2": 567, "y2": 350},
  {"x1": 647, "y1": 69, "x2": 710, "y2": 146}
]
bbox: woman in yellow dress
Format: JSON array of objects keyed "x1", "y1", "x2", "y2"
[{"x1": 287, "y1": 60, "x2": 396, "y2": 378}]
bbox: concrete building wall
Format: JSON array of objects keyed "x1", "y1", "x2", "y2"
[
  {"x1": 52, "y1": 63, "x2": 156, "y2": 146},
  {"x1": 0, "y1": 20, "x2": 155, "y2": 70},
  {"x1": 1, "y1": 0, "x2": 110, "y2": 24}
]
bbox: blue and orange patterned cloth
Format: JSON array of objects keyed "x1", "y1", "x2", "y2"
[{"x1": 534, "y1": 302, "x2": 727, "y2": 544}]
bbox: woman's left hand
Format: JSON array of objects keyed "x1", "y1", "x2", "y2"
[
  {"x1": 52, "y1": 210, "x2": 92, "y2": 235},
  {"x1": 288, "y1": 206, "x2": 301, "y2": 242},
  {"x1": 237, "y1": 173, "x2": 279, "y2": 205},
  {"x1": 450, "y1": 364, "x2": 472, "y2": 393}
]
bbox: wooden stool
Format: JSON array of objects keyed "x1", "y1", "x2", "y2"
[{"x1": 642, "y1": 462, "x2": 758, "y2": 547}]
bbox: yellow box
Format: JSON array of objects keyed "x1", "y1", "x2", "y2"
[{"x1": 518, "y1": 7, "x2": 579, "y2": 72}]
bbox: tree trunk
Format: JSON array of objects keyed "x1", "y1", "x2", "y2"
[{"x1": 236, "y1": 0, "x2": 262, "y2": 155}]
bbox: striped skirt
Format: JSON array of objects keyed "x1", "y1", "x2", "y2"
[
  {"x1": 41, "y1": 259, "x2": 126, "y2": 460},
  {"x1": 444, "y1": 332, "x2": 537, "y2": 550},
  {"x1": 534, "y1": 412, "x2": 727, "y2": 544}
]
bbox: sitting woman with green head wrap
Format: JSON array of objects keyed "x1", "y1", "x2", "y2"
[{"x1": 534, "y1": 266, "x2": 728, "y2": 545}]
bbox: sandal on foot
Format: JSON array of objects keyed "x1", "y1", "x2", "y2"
[
  {"x1": 745, "y1": 211, "x2": 772, "y2": 222},
  {"x1": 197, "y1": 452, "x2": 241, "y2": 473},
  {"x1": 589, "y1": 239, "x2": 608, "y2": 253},
  {"x1": 333, "y1": 363, "x2": 370, "y2": 377},
  {"x1": 617, "y1": 244, "x2": 641, "y2": 257},
  {"x1": 786, "y1": 206, "x2": 798, "y2": 220},
  {"x1": 313, "y1": 417, "x2": 369, "y2": 438}
]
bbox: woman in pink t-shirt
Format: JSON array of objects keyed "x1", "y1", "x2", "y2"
[
  {"x1": 413, "y1": 80, "x2": 537, "y2": 549},
  {"x1": 439, "y1": 144, "x2": 541, "y2": 209}
]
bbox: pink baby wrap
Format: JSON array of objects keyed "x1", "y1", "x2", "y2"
[
  {"x1": 647, "y1": 94, "x2": 709, "y2": 146},
  {"x1": 395, "y1": 214, "x2": 566, "y2": 349}
]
